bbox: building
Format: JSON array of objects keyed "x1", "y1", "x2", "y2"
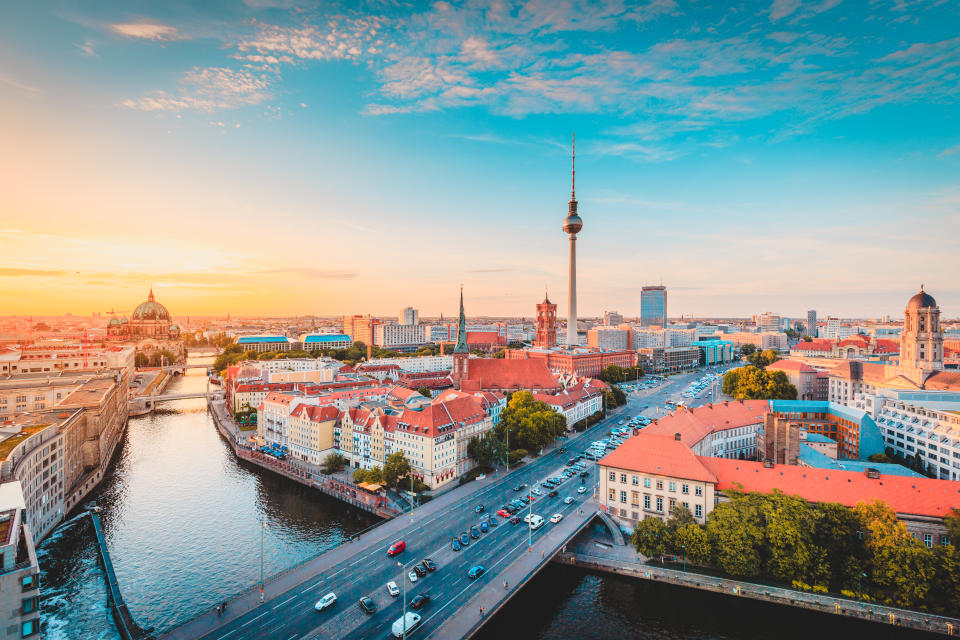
[
  {"x1": 767, "y1": 359, "x2": 827, "y2": 400},
  {"x1": 0, "y1": 343, "x2": 134, "y2": 377},
  {"x1": 603, "y1": 311, "x2": 624, "y2": 326},
  {"x1": 807, "y1": 310, "x2": 817, "y2": 337},
  {"x1": 640, "y1": 286, "x2": 667, "y2": 327},
  {"x1": 694, "y1": 340, "x2": 734, "y2": 366},
  {"x1": 300, "y1": 334, "x2": 353, "y2": 350},
  {"x1": 374, "y1": 323, "x2": 427, "y2": 350},
  {"x1": 790, "y1": 335, "x2": 900, "y2": 361},
  {"x1": 363, "y1": 355, "x2": 453, "y2": 373},
  {"x1": 235, "y1": 335, "x2": 292, "y2": 353},
  {"x1": 534, "y1": 293, "x2": 558, "y2": 349},
  {"x1": 533, "y1": 381, "x2": 603, "y2": 427},
  {"x1": 754, "y1": 312, "x2": 781, "y2": 333},
  {"x1": 644, "y1": 399, "x2": 769, "y2": 459},
  {"x1": 761, "y1": 400, "x2": 885, "y2": 463},
  {"x1": 342, "y1": 315, "x2": 377, "y2": 345},
  {"x1": 105, "y1": 288, "x2": 181, "y2": 340},
  {"x1": 465, "y1": 331, "x2": 506, "y2": 353},
  {"x1": 563, "y1": 136, "x2": 583, "y2": 347},
  {"x1": 0, "y1": 482, "x2": 40, "y2": 639},
  {"x1": 820, "y1": 317, "x2": 860, "y2": 340},
  {"x1": 506, "y1": 347, "x2": 634, "y2": 378},
  {"x1": 288, "y1": 404, "x2": 339, "y2": 466},
  {"x1": 872, "y1": 390, "x2": 960, "y2": 480},
  {"x1": 635, "y1": 346, "x2": 700, "y2": 373},
  {"x1": 632, "y1": 327, "x2": 695, "y2": 349},
  {"x1": 724, "y1": 331, "x2": 788, "y2": 351},
  {"x1": 587, "y1": 326, "x2": 630, "y2": 350},
  {"x1": 399, "y1": 307, "x2": 419, "y2": 326}
]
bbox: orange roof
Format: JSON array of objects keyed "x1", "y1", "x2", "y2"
[
  {"x1": 599, "y1": 433, "x2": 717, "y2": 484},
  {"x1": 463, "y1": 358, "x2": 560, "y2": 391},
  {"x1": 290, "y1": 404, "x2": 340, "y2": 422},
  {"x1": 643, "y1": 400, "x2": 769, "y2": 447},
  {"x1": 768, "y1": 359, "x2": 816, "y2": 373},
  {"x1": 699, "y1": 457, "x2": 960, "y2": 519},
  {"x1": 793, "y1": 340, "x2": 833, "y2": 352},
  {"x1": 398, "y1": 395, "x2": 485, "y2": 437}
]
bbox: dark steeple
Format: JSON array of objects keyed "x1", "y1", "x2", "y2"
[{"x1": 454, "y1": 286, "x2": 469, "y2": 353}]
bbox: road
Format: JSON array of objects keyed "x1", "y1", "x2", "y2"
[{"x1": 189, "y1": 367, "x2": 733, "y2": 640}]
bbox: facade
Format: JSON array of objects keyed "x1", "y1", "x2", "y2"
[
  {"x1": 819, "y1": 317, "x2": 860, "y2": 340},
  {"x1": 694, "y1": 340, "x2": 734, "y2": 366},
  {"x1": 724, "y1": 331, "x2": 788, "y2": 351},
  {"x1": 288, "y1": 404, "x2": 338, "y2": 466},
  {"x1": 635, "y1": 346, "x2": 699, "y2": 373},
  {"x1": 872, "y1": 391, "x2": 960, "y2": 480},
  {"x1": 807, "y1": 310, "x2": 817, "y2": 337},
  {"x1": 533, "y1": 381, "x2": 603, "y2": 427},
  {"x1": 640, "y1": 286, "x2": 667, "y2": 327},
  {"x1": 364, "y1": 355, "x2": 453, "y2": 373},
  {"x1": 767, "y1": 359, "x2": 827, "y2": 401},
  {"x1": 587, "y1": 326, "x2": 630, "y2": 350},
  {"x1": 506, "y1": 347, "x2": 635, "y2": 378},
  {"x1": 0, "y1": 344, "x2": 134, "y2": 377},
  {"x1": 754, "y1": 312, "x2": 782, "y2": 333},
  {"x1": 399, "y1": 307, "x2": 419, "y2": 326},
  {"x1": 235, "y1": 336, "x2": 292, "y2": 353},
  {"x1": 534, "y1": 294, "x2": 558, "y2": 349},
  {"x1": 300, "y1": 334, "x2": 353, "y2": 350},
  {"x1": 342, "y1": 315, "x2": 377, "y2": 345},
  {"x1": 762, "y1": 400, "x2": 885, "y2": 462},
  {"x1": 603, "y1": 311, "x2": 624, "y2": 326},
  {"x1": 374, "y1": 323, "x2": 427, "y2": 350},
  {"x1": 0, "y1": 482, "x2": 40, "y2": 639}
]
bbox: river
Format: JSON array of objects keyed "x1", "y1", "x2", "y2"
[{"x1": 38, "y1": 356, "x2": 937, "y2": 639}]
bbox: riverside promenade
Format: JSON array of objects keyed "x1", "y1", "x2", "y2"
[{"x1": 556, "y1": 536, "x2": 960, "y2": 637}]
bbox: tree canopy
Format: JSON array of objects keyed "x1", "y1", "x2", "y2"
[
  {"x1": 494, "y1": 391, "x2": 567, "y2": 453},
  {"x1": 722, "y1": 366, "x2": 797, "y2": 400}
]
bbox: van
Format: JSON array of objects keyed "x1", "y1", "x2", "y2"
[
  {"x1": 528, "y1": 514, "x2": 545, "y2": 530},
  {"x1": 392, "y1": 612, "x2": 422, "y2": 637}
]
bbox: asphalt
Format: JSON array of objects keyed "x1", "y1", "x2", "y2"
[{"x1": 163, "y1": 366, "x2": 735, "y2": 640}]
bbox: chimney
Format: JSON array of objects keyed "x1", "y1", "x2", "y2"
[
  {"x1": 762, "y1": 459, "x2": 774, "y2": 468},
  {"x1": 674, "y1": 432, "x2": 682, "y2": 441},
  {"x1": 865, "y1": 468, "x2": 880, "y2": 479}
]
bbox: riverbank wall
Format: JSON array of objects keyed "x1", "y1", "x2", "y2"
[{"x1": 555, "y1": 550, "x2": 959, "y2": 637}]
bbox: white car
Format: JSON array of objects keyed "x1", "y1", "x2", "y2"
[
  {"x1": 531, "y1": 488, "x2": 542, "y2": 496},
  {"x1": 577, "y1": 486, "x2": 587, "y2": 494},
  {"x1": 315, "y1": 592, "x2": 337, "y2": 611},
  {"x1": 386, "y1": 581, "x2": 400, "y2": 597},
  {"x1": 563, "y1": 496, "x2": 574, "y2": 504},
  {"x1": 408, "y1": 570, "x2": 418, "y2": 583},
  {"x1": 523, "y1": 513, "x2": 535, "y2": 524},
  {"x1": 549, "y1": 513, "x2": 563, "y2": 524}
]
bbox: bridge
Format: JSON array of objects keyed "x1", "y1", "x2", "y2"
[
  {"x1": 159, "y1": 414, "x2": 625, "y2": 640},
  {"x1": 137, "y1": 364, "x2": 213, "y2": 374}
]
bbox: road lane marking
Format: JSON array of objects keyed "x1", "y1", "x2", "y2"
[
  {"x1": 213, "y1": 631, "x2": 237, "y2": 640},
  {"x1": 241, "y1": 612, "x2": 269, "y2": 627},
  {"x1": 273, "y1": 594, "x2": 298, "y2": 610}
]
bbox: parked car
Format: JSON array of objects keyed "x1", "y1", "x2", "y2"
[
  {"x1": 422, "y1": 558, "x2": 437, "y2": 572},
  {"x1": 410, "y1": 593, "x2": 431, "y2": 610},
  {"x1": 468, "y1": 565, "x2": 486, "y2": 579},
  {"x1": 408, "y1": 570, "x2": 418, "y2": 583},
  {"x1": 392, "y1": 612, "x2": 422, "y2": 638},
  {"x1": 451, "y1": 538, "x2": 462, "y2": 551},
  {"x1": 577, "y1": 486, "x2": 587, "y2": 494},
  {"x1": 470, "y1": 525, "x2": 480, "y2": 539},
  {"x1": 510, "y1": 515, "x2": 521, "y2": 524},
  {"x1": 497, "y1": 508, "x2": 511, "y2": 518},
  {"x1": 387, "y1": 581, "x2": 400, "y2": 597},
  {"x1": 459, "y1": 532, "x2": 470, "y2": 546},
  {"x1": 475, "y1": 504, "x2": 485, "y2": 513},
  {"x1": 358, "y1": 596, "x2": 377, "y2": 614},
  {"x1": 315, "y1": 592, "x2": 337, "y2": 611},
  {"x1": 413, "y1": 564, "x2": 427, "y2": 577},
  {"x1": 480, "y1": 520, "x2": 489, "y2": 533},
  {"x1": 387, "y1": 540, "x2": 406, "y2": 557},
  {"x1": 547, "y1": 490, "x2": 558, "y2": 498}
]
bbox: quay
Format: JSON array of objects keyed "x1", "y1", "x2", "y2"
[{"x1": 88, "y1": 508, "x2": 150, "y2": 640}]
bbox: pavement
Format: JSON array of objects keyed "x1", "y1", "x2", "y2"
[{"x1": 162, "y1": 369, "x2": 725, "y2": 640}]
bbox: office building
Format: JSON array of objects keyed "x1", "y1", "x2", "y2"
[
  {"x1": 603, "y1": 311, "x2": 624, "y2": 326},
  {"x1": 640, "y1": 286, "x2": 667, "y2": 327},
  {"x1": 587, "y1": 326, "x2": 630, "y2": 350},
  {"x1": 399, "y1": 307, "x2": 419, "y2": 326},
  {"x1": 373, "y1": 324, "x2": 427, "y2": 350},
  {"x1": 807, "y1": 310, "x2": 817, "y2": 337},
  {"x1": 342, "y1": 315, "x2": 377, "y2": 345}
]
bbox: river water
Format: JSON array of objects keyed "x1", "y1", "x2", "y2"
[{"x1": 38, "y1": 356, "x2": 938, "y2": 639}]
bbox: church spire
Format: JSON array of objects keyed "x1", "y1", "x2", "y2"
[
  {"x1": 454, "y1": 286, "x2": 469, "y2": 353},
  {"x1": 148, "y1": 287, "x2": 155, "y2": 302}
]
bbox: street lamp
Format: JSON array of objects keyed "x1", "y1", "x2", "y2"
[
  {"x1": 682, "y1": 542, "x2": 686, "y2": 573},
  {"x1": 259, "y1": 521, "x2": 267, "y2": 602},
  {"x1": 398, "y1": 558, "x2": 417, "y2": 639},
  {"x1": 858, "y1": 571, "x2": 867, "y2": 603}
]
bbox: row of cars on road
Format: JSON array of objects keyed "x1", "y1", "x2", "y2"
[
  {"x1": 618, "y1": 375, "x2": 664, "y2": 393},
  {"x1": 681, "y1": 372, "x2": 722, "y2": 399}
]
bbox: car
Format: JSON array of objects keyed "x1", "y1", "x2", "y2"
[
  {"x1": 510, "y1": 515, "x2": 521, "y2": 524},
  {"x1": 387, "y1": 540, "x2": 406, "y2": 557},
  {"x1": 531, "y1": 488, "x2": 542, "y2": 496},
  {"x1": 579, "y1": 470, "x2": 589, "y2": 478},
  {"x1": 422, "y1": 558, "x2": 437, "y2": 572},
  {"x1": 475, "y1": 504, "x2": 485, "y2": 513},
  {"x1": 413, "y1": 564, "x2": 427, "y2": 577},
  {"x1": 408, "y1": 570, "x2": 418, "y2": 583},
  {"x1": 392, "y1": 612, "x2": 422, "y2": 638},
  {"x1": 563, "y1": 496, "x2": 574, "y2": 504},
  {"x1": 550, "y1": 513, "x2": 563, "y2": 524},
  {"x1": 470, "y1": 525, "x2": 480, "y2": 539},
  {"x1": 547, "y1": 490, "x2": 558, "y2": 498},
  {"x1": 489, "y1": 515, "x2": 498, "y2": 527},
  {"x1": 451, "y1": 538, "x2": 462, "y2": 551},
  {"x1": 497, "y1": 508, "x2": 511, "y2": 518},
  {"x1": 358, "y1": 596, "x2": 377, "y2": 614},
  {"x1": 459, "y1": 533, "x2": 470, "y2": 546},
  {"x1": 315, "y1": 592, "x2": 337, "y2": 611},
  {"x1": 523, "y1": 513, "x2": 536, "y2": 524},
  {"x1": 567, "y1": 459, "x2": 576, "y2": 466},
  {"x1": 387, "y1": 581, "x2": 400, "y2": 597},
  {"x1": 480, "y1": 520, "x2": 489, "y2": 533},
  {"x1": 467, "y1": 565, "x2": 486, "y2": 579},
  {"x1": 520, "y1": 495, "x2": 530, "y2": 504},
  {"x1": 558, "y1": 446, "x2": 566, "y2": 453},
  {"x1": 410, "y1": 593, "x2": 431, "y2": 610},
  {"x1": 577, "y1": 485, "x2": 587, "y2": 494},
  {"x1": 512, "y1": 484, "x2": 524, "y2": 492}
]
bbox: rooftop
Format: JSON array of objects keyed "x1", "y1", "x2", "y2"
[{"x1": 599, "y1": 432, "x2": 717, "y2": 484}]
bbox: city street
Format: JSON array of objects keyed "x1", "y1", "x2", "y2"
[{"x1": 174, "y1": 367, "x2": 733, "y2": 640}]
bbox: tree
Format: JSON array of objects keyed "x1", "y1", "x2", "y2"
[
  {"x1": 722, "y1": 366, "x2": 797, "y2": 400},
  {"x1": 416, "y1": 386, "x2": 432, "y2": 398},
  {"x1": 353, "y1": 466, "x2": 383, "y2": 484},
  {"x1": 746, "y1": 349, "x2": 779, "y2": 368},
  {"x1": 383, "y1": 452, "x2": 412, "y2": 488},
  {"x1": 813, "y1": 502, "x2": 867, "y2": 591},
  {"x1": 467, "y1": 432, "x2": 506, "y2": 468},
  {"x1": 705, "y1": 492, "x2": 765, "y2": 577},
  {"x1": 632, "y1": 517, "x2": 670, "y2": 559},
  {"x1": 321, "y1": 453, "x2": 347, "y2": 475},
  {"x1": 762, "y1": 492, "x2": 826, "y2": 585},
  {"x1": 674, "y1": 524, "x2": 710, "y2": 566},
  {"x1": 495, "y1": 391, "x2": 567, "y2": 453},
  {"x1": 802, "y1": 335, "x2": 813, "y2": 342},
  {"x1": 945, "y1": 509, "x2": 960, "y2": 545},
  {"x1": 134, "y1": 352, "x2": 149, "y2": 368},
  {"x1": 740, "y1": 344, "x2": 758, "y2": 356},
  {"x1": 598, "y1": 365, "x2": 627, "y2": 383}
]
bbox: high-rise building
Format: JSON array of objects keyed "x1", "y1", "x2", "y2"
[
  {"x1": 399, "y1": 307, "x2": 419, "y2": 326},
  {"x1": 563, "y1": 134, "x2": 583, "y2": 348},
  {"x1": 755, "y1": 312, "x2": 782, "y2": 333},
  {"x1": 807, "y1": 310, "x2": 817, "y2": 337},
  {"x1": 535, "y1": 292, "x2": 558, "y2": 348},
  {"x1": 640, "y1": 286, "x2": 667, "y2": 327},
  {"x1": 603, "y1": 311, "x2": 623, "y2": 326},
  {"x1": 342, "y1": 315, "x2": 377, "y2": 345}
]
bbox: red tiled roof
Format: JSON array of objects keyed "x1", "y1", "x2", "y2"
[
  {"x1": 699, "y1": 457, "x2": 960, "y2": 519},
  {"x1": 643, "y1": 400, "x2": 769, "y2": 447},
  {"x1": 290, "y1": 404, "x2": 339, "y2": 422},
  {"x1": 399, "y1": 395, "x2": 485, "y2": 438},
  {"x1": 466, "y1": 331, "x2": 506, "y2": 346},
  {"x1": 599, "y1": 433, "x2": 717, "y2": 484},
  {"x1": 793, "y1": 340, "x2": 833, "y2": 352},
  {"x1": 463, "y1": 358, "x2": 561, "y2": 391},
  {"x1": 768, "y1": 359, "x2": 816, "y2": 373},
  {"x1": 874, "y1": 339, "x2": 899, "y2": 353},
  {"x1": 533, "y1": 382, "x2": 602, "y2": 409}
]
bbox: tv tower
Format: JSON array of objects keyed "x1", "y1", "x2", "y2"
[{"x1": 562, "y1": 133, "x2": 583, "y2": 347}]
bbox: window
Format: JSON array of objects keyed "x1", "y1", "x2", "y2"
[
  {"x1": 620, "y1": 473, "x2": 627, "y2": 483},
  {"x1": 620, "y1": 491, "x2": 627, "y2": 503},
  {"x1": 655, "y1": 497, "x2": 663, "y2": 512},
  {"x1": 695, "y1": 504, "x2": 703, "y2": 518},
  {"x1": 656, "y1": 480, "x2": 663, "y2": 490},
  {"x1": 21, "y1": 575, "x2": 36, "y2": 591},
  {"x1": 608, "y1": 489, "x2": 616, "y2": 501},
  {"x1": 643, "y1": 477, "x2": 651, "y2": 488},
  {"x1": 643, "y1": 495, "x2": 650, "y2": 510},
  {"x1": 609, "y1": 471, "x2": 616, "y2": 482},
  {"x1": 22, "y1": 597, "x2": 37, "y2": 614},
  {"x1": 681, "y1": 484, "x2": 689, "y2": 494},
  {"x1": 695, "y1": 486, "x2": 703, "y2": 496},
  {"x1": 631, "y1": 475, "x2": 639, "y2": 486},
  {"x1": 631, "y1": 491, "x2": 639, "y2": 506},
  {"x1": 924, "y1": 533, "x2": 933, "y2": 548},
  {"x1": 668, "y1": 481, "x2": 676, "y2": 492},
  {"x1": 22, "y1": 620, "x2": 38, "y2": 638}
]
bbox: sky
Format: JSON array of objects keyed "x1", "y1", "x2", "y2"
[{"x1": 1, "y1": 0, "x2": 958, "y2": 320}]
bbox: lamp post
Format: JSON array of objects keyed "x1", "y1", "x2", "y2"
[
  {"x1": 682, "y1": 542, "x2": 686, "y2": 573},
  {"x1": 528, "y1": 486, "x2": 533, "y2": 551},
  {"x1": 858, "y1": 571, "x2": 866, "y2": 603},
  {"x1": 398, "y1": 559, "x2": 409, "y2": 639},
  {"x1": 259, "y1": 521, "x2": 267, "y2": 602}
]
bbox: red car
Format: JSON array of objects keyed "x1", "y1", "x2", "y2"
[
  {"x1": 387, "y1": 540, "x2": 406, "y2": 556},
  {"x1": 497, "y1": 509, "x2": 511, "y2": 518}
]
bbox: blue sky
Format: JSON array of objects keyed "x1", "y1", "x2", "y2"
[{"x1": 1, "y1": 0, "x2": 958, "y2": 319}]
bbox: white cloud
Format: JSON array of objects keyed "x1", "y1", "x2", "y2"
[
  {"x1": 75, "y1": 39, "x2": 97, "y2": 57},
  {"x1": 121, "y1": 67, "x2": 270, "y2": 112},
  {"x1": 109, "y1": 22, "x2": 182, "y2": 41}
]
